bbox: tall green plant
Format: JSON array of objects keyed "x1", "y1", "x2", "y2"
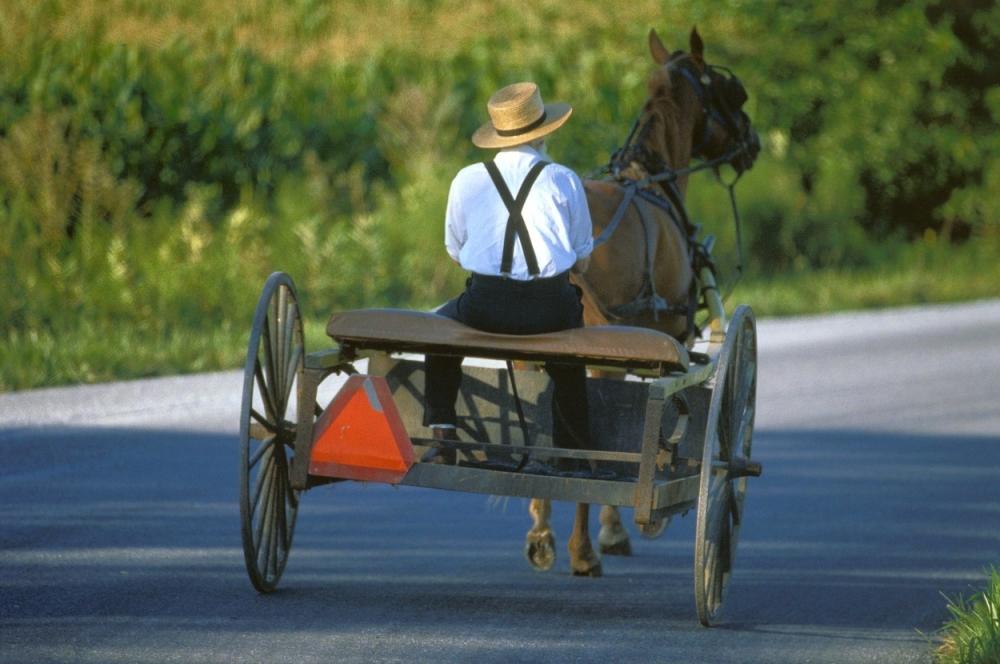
[{"x1": 936, "y1": 568, "x2": 1000, "y2": 664}]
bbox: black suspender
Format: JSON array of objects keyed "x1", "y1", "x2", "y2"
[{"x1": 483, "y1": 160, "x2": 550, "y2": 277}]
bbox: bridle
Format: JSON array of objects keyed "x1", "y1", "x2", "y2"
[
  {"x1": 608, "y1": 52, "x2": 759, "y2": 185},
  {"x1": 671, "y1": 57, "x2": 756, "y2": 166}
]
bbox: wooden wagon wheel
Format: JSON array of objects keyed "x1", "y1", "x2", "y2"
[
  {"x1": 239, "y1": 272, "x2": 305, "y2": 593},
  {"x1": 693, "y1": 305, "x2": 760, "y2": 626}
]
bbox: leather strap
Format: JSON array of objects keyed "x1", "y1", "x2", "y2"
[{"x1": 483, "y1": 160, "x2": 550, "y2": 277}]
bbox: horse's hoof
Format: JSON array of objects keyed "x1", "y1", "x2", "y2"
[
  {"x1": 599, "y1": 538, "x2": 632, "y2": 557},
  {"x1": 571, "y1": 560, "x2": 603, "y2": 578},
  {"x1": 524, "y1": 529, "x2": 556, "y2": 572},
  {"x1": 598, "y1": 524, "x2": 632, "y2": 556},
  {"x1": 639, "y1": 516, "x2": 671, "y2": 540}
]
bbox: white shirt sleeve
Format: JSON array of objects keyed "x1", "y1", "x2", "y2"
[
  {"x1": 444, "y1": 174, "x2": 465, "y2": 262},
  {"x1": 567, "y1": 172, "x2": 594, "y2": 260}
]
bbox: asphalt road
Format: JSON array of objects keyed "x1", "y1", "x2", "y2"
[{"x1": 2, "y1": 300, "x2": 999, "y2": 663}]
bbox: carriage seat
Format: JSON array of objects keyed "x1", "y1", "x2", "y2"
[{"x1": 327, "y1": 308, "x2": 689, "y2": 373}]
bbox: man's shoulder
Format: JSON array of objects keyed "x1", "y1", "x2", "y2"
[
  {"x1": 540, "y1": 161, "x2": 584, "y2": 191},
  {"x1": 541, "y1": 160, "x2": 580, "y2": 177},
  {"x1": 451, "y1": 156, "x2": 582, "y2": 191},
  {"x1": 453, "y1": 161, "x2": 488, "y2": 184}
]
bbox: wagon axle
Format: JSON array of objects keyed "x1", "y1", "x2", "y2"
[{"x1": 712, "y1": 457, "x2": 762, "y2": 479}]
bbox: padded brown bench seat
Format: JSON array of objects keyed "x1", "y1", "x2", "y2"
[{"x1": 327, "y1": 308, "x2": 689, "y2": 373}]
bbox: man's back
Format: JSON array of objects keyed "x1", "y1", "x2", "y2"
[{"x1": 445, "y1": 144, "x2": 592, "y2": 280}]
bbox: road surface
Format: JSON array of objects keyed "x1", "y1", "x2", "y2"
[{"x1": 2, "y1": 300, "x2": 999, "y2": 663}]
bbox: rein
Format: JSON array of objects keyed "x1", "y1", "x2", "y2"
[{"x1": 594, "y1": 145, "x2": 746, "y2": 242}]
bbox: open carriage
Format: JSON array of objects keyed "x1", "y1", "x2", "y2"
[
  {"x1": 238, "y1": 26, "x2": 763, "y2": 626},
  {"x1": 238, "y1": 263, "x2": 760, "y2": 626}
]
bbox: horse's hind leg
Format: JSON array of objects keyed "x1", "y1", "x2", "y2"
[
  {"x1": 568, "y1": 503, "x2": 603, "y2": 577},
  {"x1": 525, "y1": 498, "x2": 556, "y2": 571},
  {"x1": 598, "y1": 505, "x2": 632, "y2": 556}
]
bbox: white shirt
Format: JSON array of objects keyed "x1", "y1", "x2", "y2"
[{"x1": 444, "y1": 145, "x2": 593, "y2": 280}]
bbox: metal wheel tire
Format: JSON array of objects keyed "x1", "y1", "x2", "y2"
[
  {"x1": 239, "y1": 272, "x2": 305, "y2": 593},
  {"x1": 693, "y1": 305, "x2": 757, "y2": 626}
]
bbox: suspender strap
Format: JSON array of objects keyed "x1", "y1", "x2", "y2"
[{"x1": 483, "y1": 160, "x2": 550, "y2": 277}]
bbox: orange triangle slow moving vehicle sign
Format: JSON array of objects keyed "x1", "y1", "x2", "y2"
[{"x1": 309, "y1": 375, "x2": 415, "y2": 484}]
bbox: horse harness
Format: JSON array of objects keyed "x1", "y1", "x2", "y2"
[
  {"x1": 585, "y1": 53, "x2": 758, "y2": 340},
  {"x1": 588, "y1": 172, "x2": 704, "y2": 340}
]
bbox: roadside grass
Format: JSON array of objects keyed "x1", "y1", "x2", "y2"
[
  {"x1": 934, "y1": 568, "x2": 1000, "y2": 664},
  {"x1": 729, "y1": 237, "x2": 1000, "y2": 317},
  {"x1": 3, "y1": 238, "x2": 997, "y2": 392},
  {"x1": 0, "y1": 322, "x2": 247, "y2": 391}
]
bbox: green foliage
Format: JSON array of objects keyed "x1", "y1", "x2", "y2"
[
  {"x1": 0, "y1": 0, "x2": 997, "y2": 390},
  {"x1": 935, "y1": 568, "x2": 1000, "y2": 664},
  {"x1": 732, "y1": 236, "x2": 1000, "y2": 316}
]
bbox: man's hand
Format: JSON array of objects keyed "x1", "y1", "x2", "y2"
[{"x1": 572, "y1": 255, "x2": 591, "y2": 274}]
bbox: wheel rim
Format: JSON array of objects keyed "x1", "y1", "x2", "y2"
[
  {"x1": 239, "y1": 272, "x2": 304, "y2": 593},
  {"x1": 694, "y1": 306, "x2": 757, "y2": 626}
]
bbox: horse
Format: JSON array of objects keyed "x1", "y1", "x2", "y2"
[{"x1": 524, "y1": 26, "x2": 760, "y2": 576}]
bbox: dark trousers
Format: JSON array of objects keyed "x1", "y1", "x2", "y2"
[{"x1": 424, "y1": 272, "x2": 590, "y2": 449}]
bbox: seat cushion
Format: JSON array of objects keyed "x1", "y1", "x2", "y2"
[{"x1": 327, "y1": 308, "x2": 688, "y2": 373}]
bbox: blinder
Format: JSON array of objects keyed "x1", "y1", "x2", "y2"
[
  {"x1": 709, "y1": 65, "x2": 747, "y2": 110},
  {"x1": 670, "y1": 58, "x2": 758, "y2": 173}
]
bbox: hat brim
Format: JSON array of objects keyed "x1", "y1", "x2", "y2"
[{"x1": 471, "y1": 102, "x2": 573, "y2": 149}]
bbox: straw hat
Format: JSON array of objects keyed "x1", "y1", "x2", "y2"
[{"x1": 472, "y1": 82, "x2": 573, "y2": 149}]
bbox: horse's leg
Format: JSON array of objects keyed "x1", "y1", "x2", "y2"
[
  {"x1": 598, "y1": 505, "x2": 632, "y2": 556},
  {"x1": 525, "y1": 498, "x2": 556, "y2": 571},
  {"x1": 568, "y1": 503, "x2": 603, "y2": 577}
]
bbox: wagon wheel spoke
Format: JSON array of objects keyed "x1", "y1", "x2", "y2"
[
  {"x1": 269, "y1": 294, "x2": 282, "y2": 402},
  {"x1": 251, "y1": 448, "x2": 274, "y2": 509},
  {"x1": 282, "y1": 343, "x2": 303, "y2": 414},
  {"x1": 728, "y1": 485, "x2": 742, "y2": 527},
  {"x1": 261, "y1": 314, "x2": 277, "y2": 401},
  {"x1": 277, "y1": 462, "x2": 291, "y2": 560},
  {"x1": 254, "y1": 360, "x2": 279, "y2": 424},
  {"x1": 266, "y1": 476, "x2": 281, "y2": 581},
  {"x1": 277, "y1": 287, "x2": 292, "y2": 409},
  {"x1": 284, "y1": 466, "x2": 300, "y2": 510},
  {"x1": 248, "y1": 436, "x2": 277, "y2": 470},
  {"x1": 258, "y1": 477, "x2": 277, "y2": 579},
  {"x1": 253, "y1": 459, "x2": 276, "y2": 551},
  {"x1": 281, "y1": 299, "x2": 297, "y2": 372},
  {"x1": 249, "y1": 408, "x2": 277, "y2": 435}
]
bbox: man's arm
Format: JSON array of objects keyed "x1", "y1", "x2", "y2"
[
  {"x1": 444, "y1": 176, "x2": 466, "y2": 264},
  {"x1": 567, "y1": 171, "x2": 594, "y2": 274}
]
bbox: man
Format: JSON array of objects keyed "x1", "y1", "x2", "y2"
[{"x1": 423, "y1": 81, "x2": 593, "y2": 467}]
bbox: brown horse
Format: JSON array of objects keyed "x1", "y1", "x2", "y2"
[{"x1": 524, "y1": 27, "x2": 759, "y2": 576}]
